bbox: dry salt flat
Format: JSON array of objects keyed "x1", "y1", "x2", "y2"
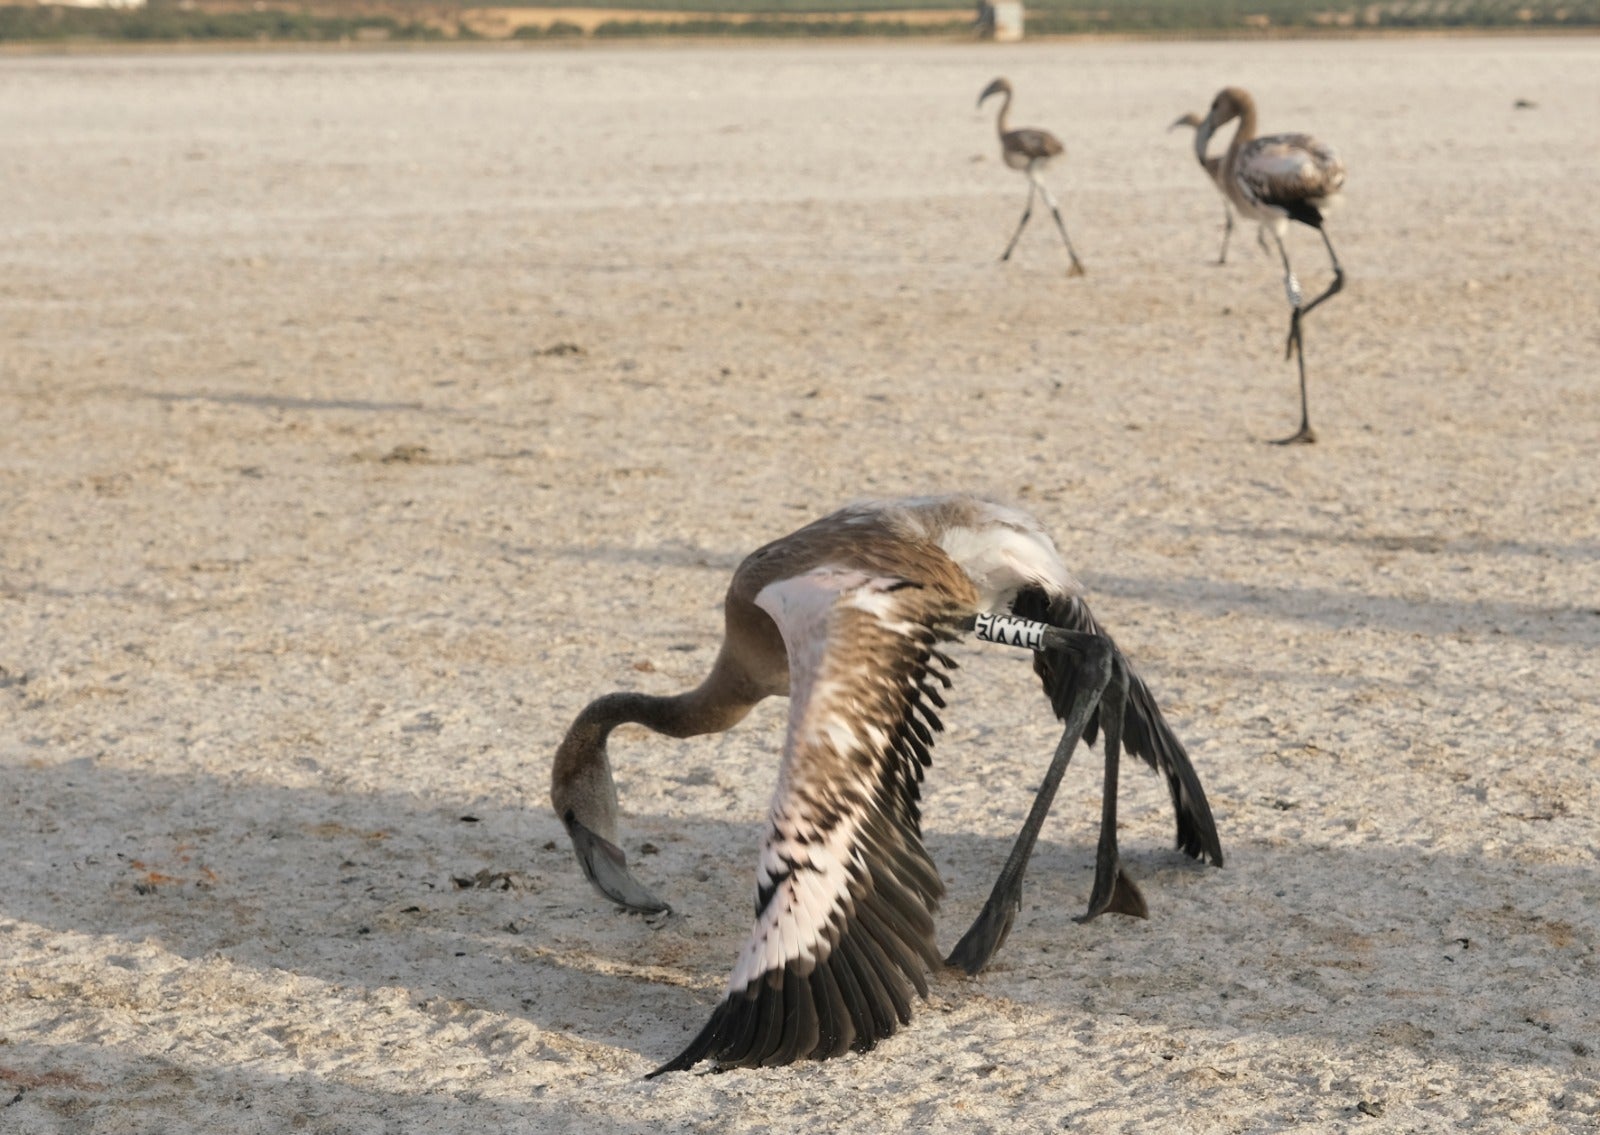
[{"x1": 1, "y1": 34, "x2": 1598, "y2": 1134}]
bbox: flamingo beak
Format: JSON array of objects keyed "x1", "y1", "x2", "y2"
[{"x1": 566, "y1": 814, "x2": 672, "y2": 915}]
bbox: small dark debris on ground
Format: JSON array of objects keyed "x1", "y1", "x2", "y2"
[
  {"x1": 380, "y1": 444, "x2": 431, "y2": 465},
  {"x1": 452, "y1": 869, "x2": 525, "y2": 891}
]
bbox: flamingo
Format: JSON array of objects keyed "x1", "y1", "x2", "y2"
[
  {"x1": 1193, "y1": 86, "x2": 1346, "y2": 445},
  {"x1": 977, "y1": 78, "x2": 1087, "y2": 275},
  {"x1": 1168, "y1": 110, "x2": 1269, "y2": 266},
  {"x1": 551, "y1": 495, "x2": 1224, "y2": 1074}
]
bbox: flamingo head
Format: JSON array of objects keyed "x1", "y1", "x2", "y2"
[
  {"x1": 977, "y1": 77, "x2": 1012, "y2": 109},
  {"x1": 1194, "y1": 86, "x2": 1254, "y2": 162}
]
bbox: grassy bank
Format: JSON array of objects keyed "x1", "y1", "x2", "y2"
[
  {"x1": 2, "y1": 0, "x2": 1596, "y2": 45},
  {"x1": 0, "y1": 5, "x2": 454, "y2": 43}
]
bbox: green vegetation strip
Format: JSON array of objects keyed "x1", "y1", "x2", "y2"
[
  {"x1": 479, "y1": 0, "x2": 1600, "y2": 18},
  {"x1": 2, "y1": 0, "x2": 1596, "y2": 43},
  {"x1": 517, "y1": 17, "x2": 970, "y2": 36},
  {"x1": 0, "y1": 6, "x2": 454, "y2": 43}
]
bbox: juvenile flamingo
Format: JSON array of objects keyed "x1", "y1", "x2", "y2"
[
  {"x1": 552, "y1": 495, "x2": 1224, "y2": 1074},
  {"x1": 977, "y1": 78, "x2": 1087, "y2": 274},
  {"x1": 1193, "y1": 86, "x2": 1347, "y2": 445}
]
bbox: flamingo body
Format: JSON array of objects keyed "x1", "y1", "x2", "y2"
[
  {"x1": 977, "y1": 78, "x2": 1086, "y2": 274},
  {"x1": 1227, "y1": 132, "x2": 1345, "y2": 233},
  {"x1": 551, "y1": 495, "x2": 1223, "y2": 1074},
  {"x1": 1194, "y1": 86, "x2": 1348, "y2": 444}
]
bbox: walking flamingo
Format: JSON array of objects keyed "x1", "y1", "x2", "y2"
[
  {"x1": 1193, "y1": 86, "x2": 1346, "y2": 445},
  {"x1": 552, "y1": 495, "x2": 1224, "y2": 1074},
  {"x1": 977, "y1": 78, "x2": 1087, "y2": 274}
]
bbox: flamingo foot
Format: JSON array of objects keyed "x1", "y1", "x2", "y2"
[
  {"x1": 1076, "y1": 858, "x2": 1148, "y2": 923},
  {"x1": 1270, "y1": 424, "x2": 1317, "y2": 446},
  {"x1": 945, "y1": 885, "x2": 1020, "y2": 976}
]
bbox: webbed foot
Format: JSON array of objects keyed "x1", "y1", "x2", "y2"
[{"x1": 1077, "y1": 860, "x2": 1148, "y2": 923}]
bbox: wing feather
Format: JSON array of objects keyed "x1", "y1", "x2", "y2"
[
  {"x1": 809, "y1": 964, "x2": 850, "y2": 1058},
  {"x1": 1003, "y1": 127, "x2": 1064, "y2": 161},
  {"x1": 1236, "y1": 132, "x2": 1345, "y2": 207},
  {"x1": 1011, "y1": 587, "x2": 1224, "y2": 868},
  {"x1": 651, "y1": 567, "x2": 963, "y2": 1074}
]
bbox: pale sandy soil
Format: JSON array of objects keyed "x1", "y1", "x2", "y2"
[{"x1": 2, "y1": 37, "x2": 1598, "y2": 1134}]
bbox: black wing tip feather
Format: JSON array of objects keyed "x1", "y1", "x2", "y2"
[
  {"x1": 649, "y1": 968, "x2": 917, "y2": 1076},
  {"x1": 1174, "y1": 794, "x2": 1224, "y2": 867},
  {"x1": 1283, "y1": 199, "x2": 1325, "y2": 229},
  {"x1": 646, "y1": 1009, "x2": 725, "y2": 1079},
  {"x1": 1134, "y1": 686, "x2": 1223, "y2": 868},
  {"x1": 1012, "y1": 586, "x2": 1226, "y2": 870},
  {"x1": 650, "y1": 886, "x2": 939, "y2": 1076}
]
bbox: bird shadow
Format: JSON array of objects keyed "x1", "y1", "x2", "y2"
[
  {"x1": 509, "y1": 538, "x2": 1600, "y2": 651},
  {"x1": 501, "y1": 540, "x2": 742, "y2": 574},
  {"x1": 1087, "y1": 571, "x2": 1600, "y2": 648},
  {"x1": 0, "y1": 1034, "x2": 653, "y2": 1132},
  {"x1": 3, "y1": 756, "x2": 1595, "y2": 1088},
  {"x1": 143, "y1": 389, "x2": 434, "y2": 415},
  {"x1": 1164, "y1": 521, "x2": 1600, "y2": 566}
]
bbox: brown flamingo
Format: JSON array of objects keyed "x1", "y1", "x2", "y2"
[
  {"x1": 978, "y1": 78, "x2": 1087, "y2": 274},
  {"x1": 1194, "y1": 86, "x2": 1347, "y2": 445},
  {"x1": 552, "y1": 494, "x2": 1224, "y2": 1074}
]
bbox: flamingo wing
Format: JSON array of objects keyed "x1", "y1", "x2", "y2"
[
  {"x1": 1236, "y1": 133, "x2": 1345, "y2": 208},
  {"x1": 1003, "y1": 126, "x2": 1064, "y2": 162},
  {"x1": 1011, "y1": 587, "x2": 1224, "y2": 868},
  {"x1": 651, "y1": 567, "x2": 964, "y2": 1074}
]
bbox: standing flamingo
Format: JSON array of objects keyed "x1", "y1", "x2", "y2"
[
  {"x1": 977, "y1": 78, "x2": 1087, "y2": 275},
  {"x1": 1193, "y1": 86, "x2": 1346, "y2": 445},
  {"x1": 552, "y1": 495, "x2": 1224, "y2": 1074}
]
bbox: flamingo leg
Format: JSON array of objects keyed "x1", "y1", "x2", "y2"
[
  {"x1": 1275, "y1": 227, "x2": 1344, "y2": 446},
  {"x1": 1217, "y1": 205, "x2": 1234, "y2": 266},
  {"x1": 1036, "y1": 177, "x2": 1087, "y2": 276},
  {"x1": 1077, "y1": 654, "x2": 1147, "y2": 922},
  {"x1": 1298, "y1": 227, "x2": 1345, "y2": 318},
  {"x1": 1000, "y1": 181, "x2": 1036, "y2": 262},
  {"x1": 946, "y1": 630, "x2": 1116, "y2": 976},
  {"x1": 1271, "y1": 230, "x2": 1317, "y2": 446}
]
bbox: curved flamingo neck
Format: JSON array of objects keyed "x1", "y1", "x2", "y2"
[
  {"x1": 1218, "y1": 96, "x2": 1259, "y2": 192},
  {"x1": 570, "y1": 688, "x2": 730, "y2": 745},
  {"x1": 552, "y1": 679, "x2": 758, "y2": 813},
  {"x1": 993, "y1": 89, "x2": 1013, "y2": 136},
  {"x1": 1228, "y1": 98, "x2": 1258, "y2": 154}
]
